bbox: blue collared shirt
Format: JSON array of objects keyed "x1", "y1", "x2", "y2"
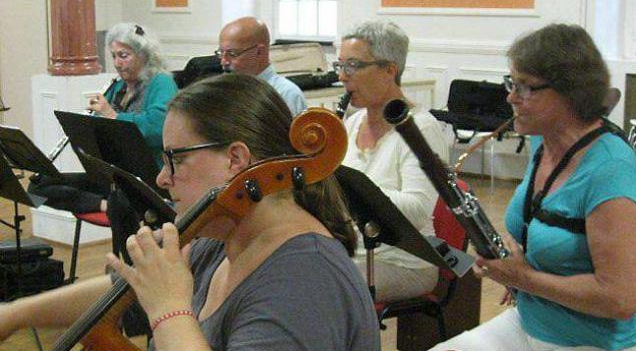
[{"x1": 258, "y1": 65, "x2": 307, "y2": 117}]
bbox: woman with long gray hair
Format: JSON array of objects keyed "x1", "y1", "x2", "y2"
[
  {"x1": 89, "y1": 22, "x2": 177, "y2": 163},
  {"x1": 29, "y1": 22, "x2": 177, "y2": 215}
]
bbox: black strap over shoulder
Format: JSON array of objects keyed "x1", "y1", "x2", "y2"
[
  {"x1": 533, "y1": 209, "x2": 587, "y2": 235},
  {"x1": 521, "y1": 121, "x2": 631, "y2": 249},
  {"x1": 601, "y1": 118, "x2": 630, "y2": 145},
  {"x1": 521, "y1": 119, "x2": 632, "y2": 243}
]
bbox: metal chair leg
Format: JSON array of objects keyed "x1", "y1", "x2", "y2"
[
  {"x1": 489, "y1": 139, "x2": 495, "y2": 194},
  {"x1": 437, "y1": 312, "x2": 448, "y2": 341},
  {"x1": 68, "y1": 218, "x2": 82, "y2": 284},
  {"x1": 31, "y1": 327, "x2": 44, "y2": 351}
]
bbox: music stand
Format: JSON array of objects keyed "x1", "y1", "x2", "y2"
[
  {"x1": 75, "y1": 148, "x2": 176, "y2": 228},
  {"x1": 0, "y1": 95, "x2": 9, "y2": 112},
  {"x1": 0, "y1": 148, "x2": 50, "y2": 302},
  {"x1": 53, "y1": 110, "x2": 169, "y2": 198},
  {"x1": 0, "y1": 125, "x2": 62, "y2": 179},
  {"x1": 334, "y1": 166, "x2": 474, "y2": 298}
]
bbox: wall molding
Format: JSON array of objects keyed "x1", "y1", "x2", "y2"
[
  {"x1": 410, "y1": 38, "x2": 509, "y2": 55},
  {"x1": 157, "y1": 31, "x2": 509, "y2": 57},
  {"x1": 425, "y1": 65, "x2": 449, "y2": 74},
  {"x1": 158, "y1": 32, "x2": 217, "y2": 46},
  {"x1": 459, "y1": 66, "x2": 508, "y2": 78}
]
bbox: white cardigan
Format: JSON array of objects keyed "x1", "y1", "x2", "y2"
[{"x1": 343, "y1": 108, "x2": 451, "y2": 270}]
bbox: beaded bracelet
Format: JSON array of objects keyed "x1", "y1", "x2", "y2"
[{"x1": 151, "y1": 309, "x2": 195, "y2": 331}]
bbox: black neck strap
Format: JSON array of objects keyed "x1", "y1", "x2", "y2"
[
  {"x1": 521, "y1": 124, "x2": 610, "y2": 251},
  {"x1": 112, "y1": 83, "x2": 141, "y2": 113}
]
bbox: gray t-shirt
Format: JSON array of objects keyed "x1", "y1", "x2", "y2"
[{"x1": 184, "y1": 233, "x2": 380, "y2": 351}]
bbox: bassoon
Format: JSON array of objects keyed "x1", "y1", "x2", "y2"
[{"x1": 383, "y1": 99, "x2": 509, "y2": 259}]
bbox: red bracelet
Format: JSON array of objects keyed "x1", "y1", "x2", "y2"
[{"x1": 151, "y1": 309, "x2": 195, "y2": 331}]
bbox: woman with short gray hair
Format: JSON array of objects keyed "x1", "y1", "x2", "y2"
[
  {"x1": 336, "y1": 20, "x2": 450, "y2": 303},
  {"x1": 342, "y1": 21, "x2": 409, "y2": 85}
]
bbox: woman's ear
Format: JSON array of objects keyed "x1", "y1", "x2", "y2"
[
  {"x1": 226, "y1": 141, "x2": 252, "y2": 175},
  {"x1": 386, "y1": 62, "x2": 399, "y2": 81}
]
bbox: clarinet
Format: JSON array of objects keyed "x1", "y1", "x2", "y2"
[
  {"x1": 383, "y1": 99, "x2": 509, "y2": 259},
  {"x1": 335, "y1": 92, "x2": 351, "y2": 119}
]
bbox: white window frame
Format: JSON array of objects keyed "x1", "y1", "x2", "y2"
[{"x1": 274, "y1": 0, "x2": 339, "y2": 42}]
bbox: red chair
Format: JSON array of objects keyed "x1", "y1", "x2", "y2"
[
  {"x1": 67, "y1": 212, "x2": 110, "y2": 283},
  {"x1": 374, "y1": 180, "x2": 469, "y2": 341}
]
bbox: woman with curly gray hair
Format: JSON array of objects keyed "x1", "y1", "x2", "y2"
[
  {"x1": 88, "y1": 22, "x2": 177, "y2": 162},
  {"x1": 29, "y1": 23, "x2": 177, "y2": 228}
]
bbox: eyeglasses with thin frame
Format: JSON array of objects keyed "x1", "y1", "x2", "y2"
[
  {"x1": 162, "y1": 142, "x2": 228, "y2": 177},
  {"x1": 503, "y1": 75, "x2": 550, "y2": 99},
  {"x1": 332, "y1": 59, "x2": 389, "y2": 76},
  {"x1": 214, "y1": 44, "x2": 259, "y2": 59}
]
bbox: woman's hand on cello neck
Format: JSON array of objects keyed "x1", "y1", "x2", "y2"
[{"x1": 107, "y1": 223, "x2": 194, "y2": 323}]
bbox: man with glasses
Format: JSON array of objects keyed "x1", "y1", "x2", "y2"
[
  {"x1": 336, "y1": 21, "x2": 451, "y2": 303},
  {"x1": 216, "y1": 17, "x2": 307, "y2": 116}
]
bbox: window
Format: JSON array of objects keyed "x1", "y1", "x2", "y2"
[{"x1": 277, "y1": 0, "x2": 337, "y2": 40}]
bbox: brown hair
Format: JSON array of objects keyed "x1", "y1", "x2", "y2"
[
  {"x1": 507, "y1": 23, "x2": 609, "y2": 120},
  {"x1": 168, "y1": 73, "x2": 356, "y2": 255}
]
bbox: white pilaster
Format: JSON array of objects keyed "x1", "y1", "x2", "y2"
[{"x1": 30, "y1": 73, "x2": 116, "y2": 245}]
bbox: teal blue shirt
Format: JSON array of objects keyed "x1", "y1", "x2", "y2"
[
  {"x1": 505, "y1": 133, "x2": 636, "y2": 350},
  {"x1": 104, "y1": 72, "x2": 177, "y2": 166}
]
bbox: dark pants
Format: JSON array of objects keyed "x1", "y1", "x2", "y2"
[{"x1": 28, "y1": 173, "x2": 109, "y2": 214}]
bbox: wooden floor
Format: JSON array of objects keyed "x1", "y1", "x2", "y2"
[{"x1": 0, "y1": 175, "x2": 517, "y2": 351}]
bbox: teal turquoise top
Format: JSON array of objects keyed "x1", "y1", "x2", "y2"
[
  {"x1": 505, "y1": 133, "x2": 636, "y2": 350},
  {"x1": 104, "y1": 72, "x2": 177, "y2": 166}
]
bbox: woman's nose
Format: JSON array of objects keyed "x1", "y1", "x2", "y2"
[{"x1": 156, "y1": 165, "x2": 173, "y2": 189}]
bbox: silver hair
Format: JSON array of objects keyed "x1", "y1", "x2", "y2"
[
  {"x1": 342, "y1": 21, "x2": 409, "y2": 85},
  {"x1": 106, "y1": 22, "x2": 169, "y2": 84}
]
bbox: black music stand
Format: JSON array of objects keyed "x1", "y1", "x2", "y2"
[
  {"x1": 75, "y1": 148, "x2": 175, "y2": 228},
  {"x1": 0, "y1": 125, "x2": 68, "y2": 299},
  {"x1": 0, "y1": 125, "x2": 62, "y2": 179},
  {"x1": 0, "y1": 146, "x2": 48, "y2": 301},
  {"x1": 54, "y1": 110, "x2": 169, "y2": 198},
  {"x1": 334, "y1": 166, "x2": 474, "y2": 299},
  {"x1": 0, "y1": 95, "x2": 9, "y2": 112}
]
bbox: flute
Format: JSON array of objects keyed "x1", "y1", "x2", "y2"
[
  {"x1": 47, "y1": 136, "x2": 70, "y2": 162},
  {"x1": 86, "y1": 77, "x2": 119, "y2": 116},
  {"x1": 453, "y1": 117, "x2": 516, "y2": 174}
]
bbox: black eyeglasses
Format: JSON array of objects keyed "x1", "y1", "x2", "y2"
[
  {"x1": 214, "y1": 44, "x2": 259, "y2": 59},
  {"x1": 162, "y1": 142, "x2": 228, "y2": 177},
  {"x1": 503, "y1": 75, "x2": 550, "y2": 99},
  {"x1": 332, "y1": 59, "x2": 389, "y2": 76}
]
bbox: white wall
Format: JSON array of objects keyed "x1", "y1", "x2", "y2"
[
  {"x1": 116, "y1": 0, "x2": 591, "y2": 103},
  {"x1": 0, "y1": 1, "x2": 49, "y2": 137},
  {"x1": 0, "y1": 0, "x2": 629, "y2": 178}
]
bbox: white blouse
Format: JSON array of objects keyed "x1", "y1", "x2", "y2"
[{"x1": 343, "y1": 108, "x2": 451, "y2": 269}]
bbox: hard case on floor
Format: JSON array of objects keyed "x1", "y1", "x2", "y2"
[{"x1": 0, "y1": 258, "x2": 64, "y2": 301}]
